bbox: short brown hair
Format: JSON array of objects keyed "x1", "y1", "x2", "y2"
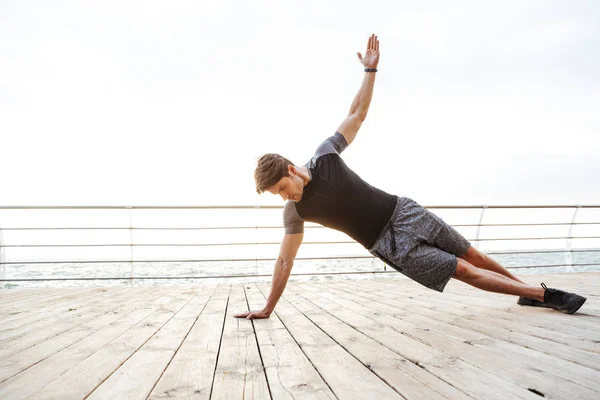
[{"x1": 255, "y1": 153, "x2": 295, "y2": 194}]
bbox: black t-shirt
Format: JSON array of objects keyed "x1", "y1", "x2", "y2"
[{"x1": 283, "y1": 132, "x2": 397, "y2": 249}]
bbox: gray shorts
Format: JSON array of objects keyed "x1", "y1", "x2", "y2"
[{"x1": 369, "y1": 196, "x2": 471, "y2": 292}]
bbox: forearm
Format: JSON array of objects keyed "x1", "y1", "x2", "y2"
[
  {"x1": 263, "y1": 257, "x2": 293, "y2": 314},
  {"x1": 347, "y1": 72, "x2": 376, "y2": 119}
]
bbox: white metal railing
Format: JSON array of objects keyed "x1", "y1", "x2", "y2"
[{"x1": 0, "y1": 204, "x2": 599, "y2": 284}]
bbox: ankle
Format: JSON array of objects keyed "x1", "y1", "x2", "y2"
[{"x1": 535, "y1": 287, "x2": 546, "y2": 302}]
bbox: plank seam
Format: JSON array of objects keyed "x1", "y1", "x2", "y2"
[
  {"x1": 243, "y1": 284, "x2": 273, "y2": 400},
  {"x1": 82, "y1": 290, "x2": 201, "y2": 399},
  {"x1": 256, "y1": 284, "x2": 340, "y2": 400},
  {"x1": 146, "y1": 286, "x2": 218, "y2": 399},
  {"x1": 208, "y1": 285, "x2": 231, "y2": 400},
  {"x1": 297, "y1": 283, "x2": 476, "y2": 400}
]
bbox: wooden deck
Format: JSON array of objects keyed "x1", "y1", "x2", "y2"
[{"x1": 0, "y1": 272, "x2": 599, "y2": 400}]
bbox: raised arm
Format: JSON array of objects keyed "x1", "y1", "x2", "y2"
[
  {"x1": 234, "y1": 233, "x2": 303, "y2": 319},
  {"x1": 336, "y1": 33, "x2": 380, "y2": 146}
]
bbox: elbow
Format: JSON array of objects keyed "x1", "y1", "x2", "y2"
[
  {"x1": 278, "y1": 256, "x2": 294, "y2": 269},
  {"x1": 353, "y1": 110, "x2": 367, "y2": 121}
]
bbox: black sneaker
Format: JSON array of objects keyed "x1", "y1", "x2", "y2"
[{"x1": 541, "y1": 283, "x2": 587, "y2": 315}]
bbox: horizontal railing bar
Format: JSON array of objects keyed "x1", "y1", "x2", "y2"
[
  {"x1": 473, "y1": 236, "x2": 600, "y2": 241},
  {"x1": 0, "y1": 270, "x2": 397, "y2": 281},
  {"x1": 2, "y1": 249, "x2": 600, "y2": 265},
  {"x1": 0, "y1": 226, "x2": 322, "y2": 230},
  {"x1": 510, "y1": 263, "x2": 600, "y2": 269},
  {"x1": 0, "y1": 256, "x2": 373, "y2": 265},
  {"x1": 491, "y1": 248, "x2": 600, "y2": 254},
  {"x1": 1, "y1": 222, "x2": 600, "y2": 231},
  {"x1": 3, "y1": 236, "x2": 600, "y2": 248},
  {"x1": 1, "y1": 205, "x2": 599, "y2": 210},
  {"x1": 452, "y1": 222, "x2": 600, "y2": 227},
  {"x1": 2, "y1": 262, "x2": 599, "y2": 282},
  {"x1": 3, "y1": 242, "x2": 354, "y2": 247},
  {"x1": 0, "y1": 206, "x2": 284, "y2": 210}
]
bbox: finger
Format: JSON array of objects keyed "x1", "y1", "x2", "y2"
[
  {"x1": 246, "y1": 314, "x2": 254, "y2": 319},
  {"x1": 368, "y1": 35, "x2": 372, "y2": 50},
  {"x1": 357, "y1": 52, "x2": 363, "y2": 61},
  {"x1": 376, "y1": 39, "x2": 379, "y2": 52}
]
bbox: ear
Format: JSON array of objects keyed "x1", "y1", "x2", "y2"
[{"x1": 287, "y1": 165, "x2": 297, "y2": 175}]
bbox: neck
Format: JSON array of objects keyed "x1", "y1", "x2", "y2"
[{"x1": 297, "y1": 166, "x2": 311, "y2": 186}]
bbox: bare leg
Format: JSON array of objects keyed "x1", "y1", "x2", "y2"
[
  {"x1": 461, "y1": 245, "x2": 526, "y2": 284},
  {"x1": 453, "y1": 257, "x2": 545, "y2": 301}
]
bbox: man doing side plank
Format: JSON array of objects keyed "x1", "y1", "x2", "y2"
[{"x1": 234, "y1": 34, "x2": 587, "y2": 319}]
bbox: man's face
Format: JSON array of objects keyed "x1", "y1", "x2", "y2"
[{"x1": 267, "y1": 166, "x2": 304, "y2": 202}]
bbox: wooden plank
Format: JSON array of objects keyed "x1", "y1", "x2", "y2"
[
  {"x1": 350, "y1": 285, "x2": 599, "y2": 352},
  {"x1": 282, "y1": 283, "x2": 472, "y2": 400},
  {"x1": 440, "y1": 278, "x2": 600, "y2": 317},
  {"x1": 27, "y1": 286, "x2": 208, "y2": 400},
  {"x1": 0, "y1": 288, "x2": 133, "y2": 338},
  {"x1": 0, "y1": 287, "x2": 133, "y2": 349},
  {"x1": 210, "y1": 284, "x2": 270, "y2": 400},
  {"x1": 346, "y1": 279, "x2": 600, "y2": 352},
  {"x1": 305, "y1": 282, "x2": 600, "y2": 399},
  {"x1": 345, "y1": 279, "x2": 600, "y2": 371},
  {"x1": 1, "y1": 287, "x2": 100, "y2": 313},
  {"x1": 148, "y1": 285, "x2": 230, "y2": 399},
  {"x1": 444, "y1": 282, "x2": 600, "y2": 315},
  {"x1": 86, "y1": 285, "x2": 217, "y2": 400},
  {"x1": 0, "y1": 287, "x2": 150, "y2": 360},
  {"x1": 0, "y1": 286, "x2": 172, "y2": 384},
  {"x1": 290, "y1": 282, "x2": 541, "y2": 400},
  {"x1": 256, "y1": 283, "x2": 403, "y2": 400},
  {"x1": 0, "y1": 287, "x2": 105, "y2": 324},
  {"x1": 0, "y1": 287, "x2": 81, "y2": 305},
  {"x1": 362, "y1": 288, "x2": 600, "y2": 371},
  {"x1": 244, "y1": 283, "x2": 336, "y2": 400},
  {"x1": 0, "y1": 286, "x2": 173, "y2": 399},
  {"x1": 0, "y1": 287, "x2": 57, "y2": 303},
  {"x1": 388, "y1": 278, "x2": 600, "y2": 340}
]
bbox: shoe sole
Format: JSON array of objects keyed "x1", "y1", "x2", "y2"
[
  {"x1": 518, "y1": 297, "x2": 534, "y2": 306},
  {"x1": 567, "y1": 297, "x2": 587, "y2": 315},
  {"x1": 517, "y1": 297, "x2": 552, "y2": 308}
]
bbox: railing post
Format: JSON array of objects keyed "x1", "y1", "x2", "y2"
[
  {"x1": 565, "y1": 206, "x2": 581, "y2": 273},
  {"x1": 475, "y1": 206, "x2": 487, "y2": 249},
  {"x1": 254, "y1": 205, "x2": 260, "y2": 282},
  {"x1": 0, "y1": 223, "x2": 6, "y2": 289},
  {"x1": 127, "y1": 207, "x2": 134, "y2": 283}
]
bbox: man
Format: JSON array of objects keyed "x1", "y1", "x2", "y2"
[{"x1": 234, "y1": 34, "x2": 586, "y2": 319}]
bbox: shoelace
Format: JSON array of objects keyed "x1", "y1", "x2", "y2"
[{"x1": 541, "y1": 282, "x2": 563, "y2": 303}]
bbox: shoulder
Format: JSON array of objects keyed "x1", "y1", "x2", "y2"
[
  {"x1": 314, "y1": 132, "x2": 348, "y2": 158},
  {"x1": 305, "y1": 132, "x2": 348, "y2": 170}
]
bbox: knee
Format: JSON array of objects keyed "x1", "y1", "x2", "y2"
[
  {"x1": 462, "y1": 245, "x2": 487, "y2": 265},
  {"x1": 453, "y1": 259, "x2": 478, "y2": 280}
]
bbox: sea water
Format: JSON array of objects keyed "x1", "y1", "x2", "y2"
[{"x1": 2, "y1": 250, "x2": 600, "y2": 289}]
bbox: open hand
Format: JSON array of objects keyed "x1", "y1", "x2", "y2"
[
  {"x1": 357, "y1": 33, "x2": 379, "y2": 69},
  {"x1": 234, "y1": 309, "x2": 271, "y2": 319}
]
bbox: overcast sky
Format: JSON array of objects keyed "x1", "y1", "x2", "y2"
[{"x1": 1, "y1": 0, "x2": 599, "y2": 208}]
